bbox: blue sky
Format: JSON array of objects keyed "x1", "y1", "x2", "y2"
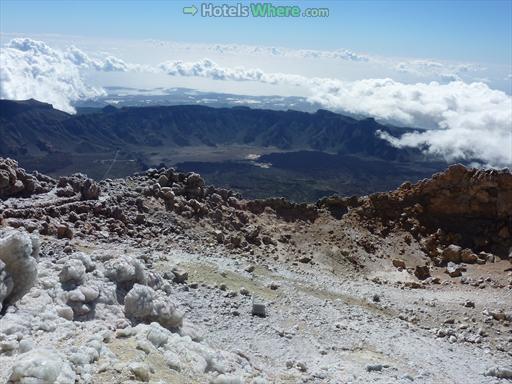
[{"x1": 1, "y1": 0, "x2": 511, "y2": 65}]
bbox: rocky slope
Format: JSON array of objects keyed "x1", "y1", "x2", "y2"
[{"x1": 0, "y1": 157, "x2": 511, "y2": 383}]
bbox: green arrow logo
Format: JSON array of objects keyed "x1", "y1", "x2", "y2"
[{"x1": 183, "y1": 5, "x2": 198, "y2": 16}]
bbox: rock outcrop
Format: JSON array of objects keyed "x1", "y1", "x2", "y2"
[
  {"x1": 0, "y1": 158, "x2": 55, "y2": 200},
  {"x1": 124, "y1": 284, "x2": 184, "y2": 330},
  {"x1": 8, "y1": 349, "x2": 76, "y2": 384},
  {"x1": 57, "y1": 174, "x2": 101, "y2": 201},
  {"x1": 361, "y1": 164, "x2": 512, "y2": 258},
  {"x1": 0, "y1": 230, "x2": 39, "y2": 312}
]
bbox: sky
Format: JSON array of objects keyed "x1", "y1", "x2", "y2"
[
  {"x1": 0, "y1": 0, "x2": 511, "y2": 167},
  {"x1": 1, "y1": 0, "x2": 511, "y2": 64}
]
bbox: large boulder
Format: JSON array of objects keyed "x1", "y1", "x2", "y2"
[
  {"x1": 80, "y1": 178, "x2": 100, "y2": 200},
  {"x1": 57, "y1": 174, "x2": 100, "y2": 200},
  {"x1": 104, "y1": 256, "x2": 146, "y2": 288},
  {"x1": 124, "y1": 284, "x2": 183, "y2": 330},
  {"x1": 185, "y1": 173, "x2": 204, "y2": 189},
  {"x1": 460, "y1": 248, "x2": 478, "y2": 264},
  {"x1": 0, "y1": 230, "x2": 39, "y2": 312},
  {"x1": 441, "y1": 245, "x2": 462, "y2": 264},
  {"x1": 8, "y1": 349, "x2": 76, "y2": 384},
  {"x1": 59, "y1": 259, "x2": 86, "y2": 286},
  {"x1": 0, "y1": 158, "x2": 54, "y2": 199}
]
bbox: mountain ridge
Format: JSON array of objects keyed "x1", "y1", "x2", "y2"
[
  {"x1": 0, "y1": 99, "x2": 423, "y2": 161},
  {"x1": 0, "y1": 99, "x2": 448, "y2": 200}
]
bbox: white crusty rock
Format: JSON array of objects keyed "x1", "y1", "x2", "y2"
[
  {"x1": 104, "y1": 256, "x2": 146, "y2": 286},
  {"x1": 211, "y1": 374, "x2": 244, "y2": 384},
  {"x1": 71, "y1": 252, "x2": 95, "y2": 272},
  {"x1": 135, "y1": 322, "x2": 241, "y2": 377},
  {"x1": 163, "y1": 350, "x2": 181, "y2": 371},
  {"x1": 0, "y1": 230, "x2": 39, "y2": 312},
  {"x1": 124, "y1": 284, "x2": 183, "y2": 329},
  {"x1": 59, "y1": 259, "x2": 86, "y2": 285},
  {"x1": 484, "y1": 366, "x2": 512, "y2": 380},
  {"x1": 128, "y1": 362, "x2": 151, "y2": 382},
  {"x1": 178, "y1": 320, "x2": 204, "y2": 342},
  {"x1": 0, "y1": 260, "x2": 12, "y2": 312},
  {"x1": 8, "y1": 348, "x2": 76, "y2": 384}
]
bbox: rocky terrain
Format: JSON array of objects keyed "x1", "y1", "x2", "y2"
[{"x1": 0, "y1": 156, "x2": 511, "y2": 383}]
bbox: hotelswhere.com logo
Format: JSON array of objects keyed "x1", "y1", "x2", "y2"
[{"x1": 183, "y1": 3, "x2": 330, "y2": 18}]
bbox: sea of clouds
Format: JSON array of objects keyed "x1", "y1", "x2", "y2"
[
  {"x1": 0, "y1": 38, "x2": 139, "y2": 113},
  {"x1": 1, "y1": 38, "x2": 511, "y2": 167}
]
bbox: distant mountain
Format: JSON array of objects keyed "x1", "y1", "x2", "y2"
[
  {"x1": 76, "y1": 86, "x2": 321, "y2": 113},
  {"x1": 0, "y1": 99, "x2": 423, "y2": 161}
]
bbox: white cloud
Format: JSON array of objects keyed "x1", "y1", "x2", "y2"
[
  {"x1": 159, "y1": 58, "x2": 313, "y2": 87},
  {"x1": 65, "y1": 45, "x2": 101, "y2": 68},
  {"x1": 0, "y1": 38, "x2": 104, "y2": 113},
  {"x1": 394, "y1": 59, "x2": 485, "y2": 83},
  {"x1": 159, "y1": 59, "x2": 268, "y2": 82},
  {"x1": 311, "y1": 79, "x2": 511, "y2": 167},
  {"x1": 152, "y1": 39, "x2": 492, "y2": 82},
  {"x1": 101, "y1": 55, "x2": 131, "y2": 72},
  {"x1": 149, "y1": 39, "x2": 369, "y2": 62},
  {"x1": 65, "y1": 45, "x2": 138, "y2": 72},
  {"x1": 395, "y1": 60, "x2": 445, "y2": 75},
  {"x1": 0, "y1": 38, "x2": 133, "y2": 113},
  {"x1": 160, "y1": 58, "x2": 512, "y2": 167}
]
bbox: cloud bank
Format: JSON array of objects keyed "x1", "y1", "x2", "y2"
[
  {"x1": 160, "y1": 58, "x2": 512, "y2": 167},
  {"x1": 394, "y1": 60, "x2": 484, "y2": 81},
  {"x1": 159, "y1": 58, "x2": 311, "y2": 86},
  {"x1": 311, "y1": 79, "x2": 511, "y2": 167},
  {"x1": 150, "y1": 39, "x2": 497, "y2": 84},
  {"x1": 149, "y1": 40, "x2": 370, "y2": 62},
  {"x1": 0, "y1": 38, "x2": 132, "y2": 113},
  {"x1": 1, "y1": 38, "x2": 510, "y2": 167}
]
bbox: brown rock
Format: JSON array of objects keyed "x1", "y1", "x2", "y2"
[
  {"x1": 160, "y1": 187, "x2": 175, "y2": 201},
  {"x1": 0, "y1": 158, "x2": 53, "y2": 199},
  {"x1": 414, "y1": 265, "x2": 430, "y2": 280},
  {"x1": 442, "y1": 245, "x2": 462, "y2": 263},
  {"x1": 57, "y1": 225, "x2": 73, "y2": 240},
  {"x1": 80, "y1": 178, "x2": 100, "y2": 200},
  {"x1": 460, "y1": 249, "x2": 478, "y2": 264},
  {"x1": 299, "y1": 255, "x2": 312, "y2": 264},
  {"x1": 157, "y1": 174, "x2": 169, "y2": 188}
]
